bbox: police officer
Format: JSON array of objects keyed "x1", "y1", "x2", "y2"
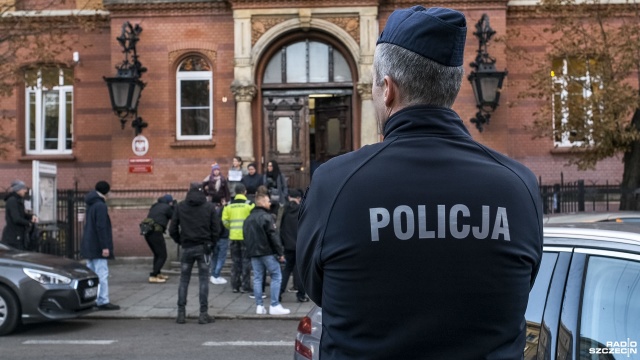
[{"x1": 297, "y1": 6, "x2": 543, "y2": 360}]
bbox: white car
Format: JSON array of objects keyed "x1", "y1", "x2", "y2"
[{"x1": 295, "y1": 223, "x2": 640, "y2": 360}]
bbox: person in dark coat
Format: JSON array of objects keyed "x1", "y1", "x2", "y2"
[
  {"x1": 80, "y1": 181, "x2": 120, "y2": 311},
  {"x1": 203, "y1": 162, "x2": 231, "y2": 204},
  {"x1": 2, "y1": 180, "x2": 37, "y2": 250},
  {"x1": 263, "y1": 160, "x2": 288, "y2": 209},
  {"x1": 240, "y1": 162, "x2": 264, "y2": 202},
  {"x1": 297, "y1": 6, "x2": 543, "y2": 360},
  {"x1": 278, "y1": 189, "x2": 308, "y2": 302},
  {"x1": 144, "y1": 194, "x2": 174, "y2": 283},
  {"x1": 169, "y1": 183, "x2": 220, "y2": 324},
  {"x1": 242, "y1": 193, "x2": 289, "y2": 315}
]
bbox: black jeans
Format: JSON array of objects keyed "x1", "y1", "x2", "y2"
[
  {"x1": 177, "y1": 245, "x2": 210, "y2": 313},
  {"x1": 230, "y1": 241, "x2": 252, "y2": 292},
  {"x1": 145, "y1": 231, "x2": 167, "y2": 276},
  {"x1": 281, "y1": 249, "x2": 305, "y2": 298}
]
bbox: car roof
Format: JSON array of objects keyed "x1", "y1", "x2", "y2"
[
  {"x1": 544, "y1": 222, "x2": 640, "y2": 255},
  {"x1": 543, "y1": 211, "x2": 640, "y2": 224}
]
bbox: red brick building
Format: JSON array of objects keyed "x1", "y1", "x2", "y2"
[{"x1": 0, "y1": 0, "x2": 628, "y2": 255}]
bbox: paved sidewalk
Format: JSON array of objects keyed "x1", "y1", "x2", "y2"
[{"x1": 86, "y1": 259, "x2": 315, "y2": 321}]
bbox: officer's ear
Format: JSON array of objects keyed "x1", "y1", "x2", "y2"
[{"x1": 383, "y1": 75, "x2": 398, "y2": 108}]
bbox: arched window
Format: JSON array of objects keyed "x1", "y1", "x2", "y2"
[
  {"x1": 25, "y1": 66, "x2": 73, "y2": 154},
  {"x1": 176, "y1": 55, "x2": 213, "y2": 140},
  {"x1": 263, "y1": 40, "x2": 352, "y2": 84}
]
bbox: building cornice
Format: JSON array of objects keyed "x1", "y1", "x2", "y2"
[{"x1": 104, "y1": 0, "x2": 230, "y2": 14}]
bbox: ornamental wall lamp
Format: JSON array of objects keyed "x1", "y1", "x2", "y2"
[
  {"x1": 468, "y1": 14, "x2": 508, "y2": 132},
  {"x1": 104, "y1": 21, "x2": 148, "y2": 135}
]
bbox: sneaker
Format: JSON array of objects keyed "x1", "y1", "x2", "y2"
[
  {"x1": 209, "y1": 276, "x2": 227, "y2": 285},
  {"x1": 157, "y1": 274, "x2": 169, "y2": 280},
  {"x1": 269, "y1": 304, "x2": 290, "y2": 315},
  {"x1": 149, "y1": 276, "x2": 167, "y2": 283},
  {"x1": 249, "y1": 294, "x2": 267, "y2": 299},
  {"x1": 287, "y1": 287, "x2": 298, "y2": 293},
  {"x1": 198, "y1": 313, "x2": 213, "y2": 324},
  {"x1": 297, "y1": 296, "x2": 310, "y2": 303},
  {"x1": 97, "y1": 303, "x2": 120, "y2": 311},
  {"x1": 256, "y1": 305, "x2": 266, "y2": 315},
  {"x1": 232, "y1": 288, "x2": 240, "y2": 293}
]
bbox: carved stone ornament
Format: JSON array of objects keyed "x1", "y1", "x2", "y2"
[
  {"x1": 252, "y1": 16, "x2": 294, "y2": 46},
  {"x1": 357, "y1": 83, "x2": 373, "y2": 100},
  {"x1": 169, "y1": 49, "x2": 216, "y2": 67},
  {"x1": 231, "y1": 81, "x2": 257, "y2": 102},
  {"x1": 319, "y1": 16, "x2": 360, "y2": 44}
]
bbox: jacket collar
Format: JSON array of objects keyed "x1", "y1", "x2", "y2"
[{"x1": 383, "y1": 105, "x2": 472, "y2": 139}]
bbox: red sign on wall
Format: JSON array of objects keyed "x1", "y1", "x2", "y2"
[{"x1": 129, "y1": 158, "x2": 153, "y2": 174}]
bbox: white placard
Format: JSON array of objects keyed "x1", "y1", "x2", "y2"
[{"x1": 228, "y1": 169, "x2": 243, "y2": 182}]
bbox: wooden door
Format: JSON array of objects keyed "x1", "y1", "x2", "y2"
[
  {"x1": 263, "y1": 96, "x2": 309, "y2": 190},
  {"x1": 314, "y1": 96, "x2": 352, "y2": 164}
]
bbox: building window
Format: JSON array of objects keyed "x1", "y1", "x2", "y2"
[
  {"x1": 263, "y1": 40, "x2": 352, "y2": 84},
  {"x1": 176, "y1": 55, "x2": 213, "y2": 140},
  {"x1": 551, "y1": 57, "x2": 601, "y2": 147},
  {"x1": 25, "y1": 67, "x2": 73, "y2": 154}
]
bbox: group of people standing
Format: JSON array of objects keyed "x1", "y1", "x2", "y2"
[{"x1": 146, "y1": 156, "x2": 305, "y2": 321}]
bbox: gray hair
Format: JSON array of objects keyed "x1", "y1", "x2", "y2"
[{"x1": 373, "y1": 43, "x2": 464, "y2": 108}]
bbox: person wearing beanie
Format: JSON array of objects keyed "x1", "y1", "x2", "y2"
[
  {"x1": 80, "y1": 181, "x2": 120, "y2": 311},
  {"x1": 203, "y1": 162, "x2": 231, "y2": 204},
  {"x1": 297, "y1": 6, "x2": 543, "y2": 359},
  {"x1": 2, "y1": 180, "x2": 38, "y2": 250},
  {"x1": 142, "y1": 194, "x2": 175, "y2": 283},
  {"x1": 169, "y1": 182, "x2": 220, "y2": 324}
]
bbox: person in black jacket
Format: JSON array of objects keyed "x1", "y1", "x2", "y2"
[
  {"x1": 278, "y1": 189, "x2": 308, "y2": 302},
  {"x1": 2, "y1": 180, "x2": 37, "y2": 250},
  {"x1": 297, "y1": 6, "x2": 543, "y2": 360},
  {"x1": 80, "y1": 181, "x2": 120, "y2": 311},
  {"x1": 144, "y1": 194, "x2": 174, "y2": 283},
  {"x1": 240, "y1": 163, "x2": 263, "y2": 202},
  {"x1": 242, "y1": 193, "x2": 290, "y2": 315},
  {"x1": 169, "y1": 183, "x2": 220, "y2": 324}
]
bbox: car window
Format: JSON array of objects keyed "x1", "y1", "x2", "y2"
[
  {"x1": 579, "y1": 256, "x2": 640, "y2": 359},
  {"x1": 524, "y1": 251, "x2": 559, "y2": 359}
]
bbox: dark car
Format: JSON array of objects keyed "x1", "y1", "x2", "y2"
[
  {"x1": 295, "y1": 223, "x2": 640, "y2": 360},
  {"x1": 0, "y1": 243, "x2": 99, "y2": 335}
]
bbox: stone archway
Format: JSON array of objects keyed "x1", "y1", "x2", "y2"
[{"x1": 231, "y1": 7, "x2": 380, "y2": 169}]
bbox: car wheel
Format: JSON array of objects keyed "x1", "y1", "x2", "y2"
[{"x1": 0, "y1": 286, "x2": 20, "y2": 336}]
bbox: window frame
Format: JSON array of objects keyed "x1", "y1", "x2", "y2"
[
  {"x1": 175, "y1": 56, "x2": 213, "y2": 141},
  {"x1": 25, "y1": 67, "x2": 73, "y2": 155},
  {"x1": 551, "y1": 57, "x2": 600, "y2": 147}
]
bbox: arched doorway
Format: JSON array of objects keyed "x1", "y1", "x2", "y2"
[{"x1": 257, "y1": 32, "x2": 357, "y2": 190}]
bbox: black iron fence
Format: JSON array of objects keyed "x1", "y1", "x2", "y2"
[{"x1": 539, "y1": 180, "x2": 622, "y2": 214}]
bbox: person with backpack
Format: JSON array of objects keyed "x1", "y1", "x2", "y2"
[{"x1": 143, "y1": 194, "x2": 174, "y2": 283}]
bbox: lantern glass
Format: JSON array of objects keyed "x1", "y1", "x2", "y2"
[{"x1": 479, "y1": 76, "x2": 499, "y2": 103}]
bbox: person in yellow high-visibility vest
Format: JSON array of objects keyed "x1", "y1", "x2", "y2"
[{"x1": 222, "y1": 183, "x2": 255, "y2": 293}]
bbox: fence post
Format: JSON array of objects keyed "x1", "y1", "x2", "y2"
[
  {"x1": 578, "y1": 180, "x2": 585, "y2": 212},
  {"x1": 65, "y1": 190, "x2": 75, "y2": 258}
]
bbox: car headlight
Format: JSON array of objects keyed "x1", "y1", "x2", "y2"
[{"x1": 23, "y1": 268, "x2": 72, "y2": 285}]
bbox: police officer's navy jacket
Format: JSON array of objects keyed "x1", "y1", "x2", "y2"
[{"x1": 297, "y1": 105, "x2": 543, "y2": 360}]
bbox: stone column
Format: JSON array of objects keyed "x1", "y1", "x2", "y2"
[
  {"x1": 357, "y1": 82, "x2": 379, "y2": 146},
  {"x1": 231, "y1": 81, "x2": 257, "y2": 161}
]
